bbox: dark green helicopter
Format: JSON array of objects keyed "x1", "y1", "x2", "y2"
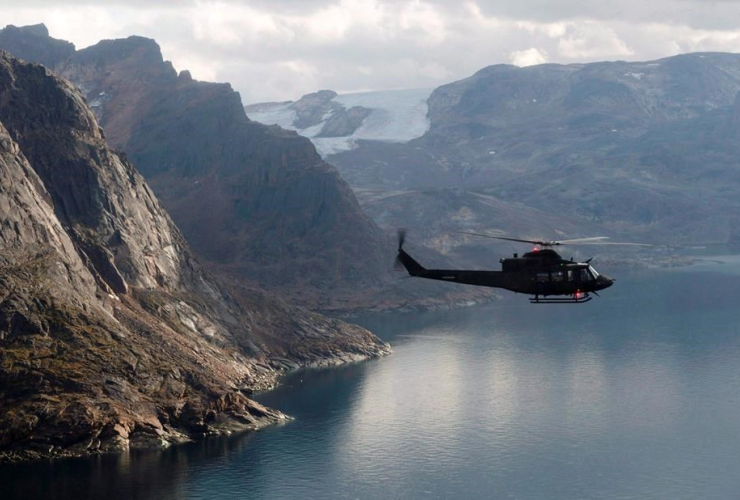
[{"x1": 396, "y1": 230, "x2": 649, "y2": 303}]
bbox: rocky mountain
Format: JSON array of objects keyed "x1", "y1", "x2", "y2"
[
  {"x1": 252, "y1": 54, "x2": 740, "y2": 264},
  {"x1": 0, "y1": 24, "x2": 489, "y2": 311},
  {"x1": 0, "y1": 51, "x2": 389, "y2": 463},
  {"x1": 414, "y1": 54, "x2": 740, "y2": 246}
]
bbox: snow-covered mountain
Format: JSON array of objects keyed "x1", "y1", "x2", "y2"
[{"x1": 245, "y1": 88, "x2": 432, "y2": 157}]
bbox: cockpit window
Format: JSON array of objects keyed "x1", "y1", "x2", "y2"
[
  {"x1": 579, "y1": 268, "x2": 592, "y2": 282},
  {"x1": 588, "y1": 266, "x2": 600, "y2": 280}
]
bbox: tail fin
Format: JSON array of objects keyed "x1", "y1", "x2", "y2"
[
  {"x1": 398, "y1": 248, "x2": 425, "y2": 276},
  {"x1": 395, "y1": 229, "x2": 425, "y2": 276}
]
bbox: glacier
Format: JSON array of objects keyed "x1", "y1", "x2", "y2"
[{"x1": 245, "y1": 88, "x2": 432, "y2": 157}]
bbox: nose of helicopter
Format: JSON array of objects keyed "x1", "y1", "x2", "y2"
[{"x1": 596, "y1": 274, "x2": 615, "y2": 290}]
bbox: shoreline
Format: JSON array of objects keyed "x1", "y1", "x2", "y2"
[{"x1": 0, "y1": 347, "x2": 391, "y2": 466}]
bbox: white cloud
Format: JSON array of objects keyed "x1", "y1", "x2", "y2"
[
  {"x1": 510, "y1": 47, "x2": 548, "y2": 66},
  {"x1": 190, "y1": 2, "x2": 290, "y2": 47},
  {"x1": 398, "y1": 0, "x2": 448, "y2": 46},
  {"x1": 557, "y1": 22, "x2": 634, "y2": 59},
  {"x1": 2, "y1": 1, "x2": 740, "y2": 102}
]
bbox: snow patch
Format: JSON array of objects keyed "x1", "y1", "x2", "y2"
[
  {"x1": 247, "y1": 102, "x2": 297, "y2": 130},
  {"x1": 246, "y1": 88, "x2": 433, "y2": 157}
]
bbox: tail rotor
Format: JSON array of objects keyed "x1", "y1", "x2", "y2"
[{"x1": 395, "y1": 229, "x2": 407, "y2": 270}]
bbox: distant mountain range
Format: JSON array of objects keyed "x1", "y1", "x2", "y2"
[
  {"x1": 248, "y1": 54, "x2": 740, "y2": 264},
  {"x1": 0, "y1": 24, "x2": 490, "y2": 311}
]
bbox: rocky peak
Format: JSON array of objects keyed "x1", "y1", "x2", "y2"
[
  {"x1": 12, "y1": 23, "x2": 49, "y2": 37},
  {"x1": 0, "y1": 24, "x2": 74, "y2": 69},
  {"x1": 291, "y1": 89, "x2": 340, "y2": 129},
  {"x1": 299, "y1": 89, "x2": 338, "y2": 102},
  {"x1": 55, "y1": 37, "x2": 178, "y2": 148},
  {"x1": 72, "y1": 36, "x2": 173, "y2": 74}
]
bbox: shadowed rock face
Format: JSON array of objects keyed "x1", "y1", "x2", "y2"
[
  {"x1": 56, "y1": 35, "x2": 390, "y2": 299},
  {"x1": 0, "y1": 52, "x2": 390, "y2": 463},
  {"x1": 0, "y1": 25, "x2": 492, "y2": 311}
]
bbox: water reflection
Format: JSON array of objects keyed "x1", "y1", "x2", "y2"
[
  {"x1": 4, "y1": 263, "x2": 740, "y2": 498},
  {"x1": 0, "y1": 434, "x2": 258, "y2": 500}
]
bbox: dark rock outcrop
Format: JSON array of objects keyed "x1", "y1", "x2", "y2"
[
  {"x1": 0, "y1": 52, "x2": 389, "y2": 463},
  {"x1": 318, "y1": 105, "x2": 372, "y2": 138},
  {"x1": 291, "y1": 89, "x2": 338, "y2": 129}
]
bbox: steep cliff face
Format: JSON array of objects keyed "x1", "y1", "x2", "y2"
[
  {"x1": 0, "y1": 52, "x2": 389, "y2": 463},
  {"x1": 58, "y1": 36, "x2": 391, "y2": 297},
  {"x1": 0, "y1": 25, "x2": 491, "y2": 310}
]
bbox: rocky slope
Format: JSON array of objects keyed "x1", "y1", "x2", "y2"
[
  {"x1": 414, "y1": 54, "x2": 740, "y2": 246},
  {"x1": 251, "y1": 54, "x2": 740, "y2": 264},
  {"x1": 0, "y1": 52, "x2": 389, "y2": 463},
  {"x1": 0, "y1": 24, "x2": 489, "y2": 311}
]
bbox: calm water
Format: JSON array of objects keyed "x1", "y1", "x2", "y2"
[{"x1": 4, "y1": 258, "x2": 740, "y2": 499}]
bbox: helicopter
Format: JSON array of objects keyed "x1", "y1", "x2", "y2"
[{"x1": 396, "y1": 230, "x2": 650, "y2": 304}]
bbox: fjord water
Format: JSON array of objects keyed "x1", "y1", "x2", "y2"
[{"x1": 4, "y1": 258, "x2": 740, "y2": 499}]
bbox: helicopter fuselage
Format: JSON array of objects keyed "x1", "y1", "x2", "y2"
[{"x1": 397, "y1": 247, "x2": 614, "y2": 302}]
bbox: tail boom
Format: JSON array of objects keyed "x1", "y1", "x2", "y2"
[{"x1": 397, "y1": 248, "x2": 507, "y2": 289}]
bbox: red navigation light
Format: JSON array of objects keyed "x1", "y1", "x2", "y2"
[
  {"x1": 532, "y1": 246, "x2": 539, "y2": 252},
  {"x1": 575, "y1": 290, "x2": 581, "y2": 299}
]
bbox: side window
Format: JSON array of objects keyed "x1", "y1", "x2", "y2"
[
  {"x1": 536, "y1": 272, "x2": 549, "y2": 283},
  {"x1": 552, "y1": 270, "x2": 564, "y2": 282},
  {"x1": 567, "y1": 270, "x2": 574, "y2": 282}
]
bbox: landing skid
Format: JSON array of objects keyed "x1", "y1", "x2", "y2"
[{"x1": 529, "y1": 293, "x2": 592, "y2": 304}]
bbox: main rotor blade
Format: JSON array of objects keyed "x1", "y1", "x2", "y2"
[
  {"x1": 556, "y1": 237, "x2": 610, "y2": 244},
  {"x1": 456, "y1": 232, "x2": 651, "y2": 247},
  {"x1": 456, "y1": 231, "x2": 551, "y2": 246},
  {"x1": 567, "y1": 241, "x2": 653, "y2": 247}
]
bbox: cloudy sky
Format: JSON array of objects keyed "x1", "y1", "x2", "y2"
[{"x1": 2, "y1": 0, "x2": 740, "y2": 103}]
